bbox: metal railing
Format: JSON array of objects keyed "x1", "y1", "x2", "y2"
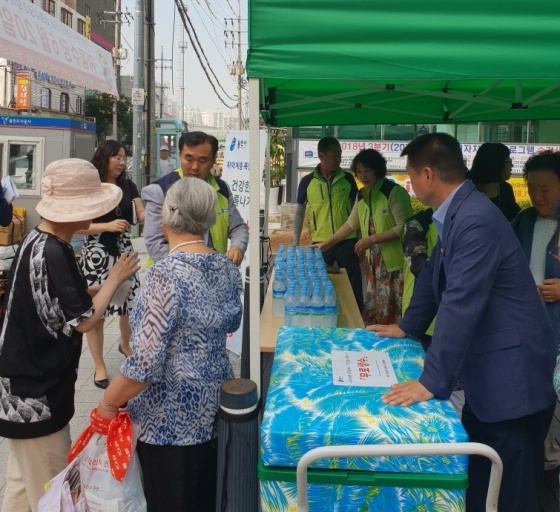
[{"x1": 296, "y1": 442, "x2": 503, "y2": 512}]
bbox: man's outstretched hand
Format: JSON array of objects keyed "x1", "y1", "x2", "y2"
[
  {"x1": 382, "y1": 380, "x2": 434, "y2": 407},
  {"x1": 367, "y1": 324, "x2": 405, "y2": 338}
]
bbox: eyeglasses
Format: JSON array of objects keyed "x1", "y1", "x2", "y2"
[{"x1": 110, "y1": 155, "x2": 126, "y2": 161}]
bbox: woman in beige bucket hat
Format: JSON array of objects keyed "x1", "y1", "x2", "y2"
[{"x1": 0, "y1": 158, "x2": 140, "y2": 512}]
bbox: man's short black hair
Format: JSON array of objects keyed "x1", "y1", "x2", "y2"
[
  {"x1": 401, "y1": 133, "x2": 466, "y2": 183},
  {"x1": 317, "y1": 137, "x2": 340, "y2": 154},
  {"x1": 178, "y1": 131, "x2": 219, "y2": 158},
  {"x1": 523, "y1": 150, "x2": 560, "y2": 181}
]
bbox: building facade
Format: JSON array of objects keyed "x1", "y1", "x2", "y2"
[{"x1": 75, "y1": 0, "x2": 115, "y2": 51}]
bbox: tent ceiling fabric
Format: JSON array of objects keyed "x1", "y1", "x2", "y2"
[{"x1": 247, "y1": 0, "x2": 560, "y2": 126}]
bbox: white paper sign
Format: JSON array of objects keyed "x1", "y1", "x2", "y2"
[
  {"x1": 1, "y1": 176, "x2": 18, "y2": 203},
  {"x1": 131, "y1": 88, "x2": 145, "y2": 106},
  {"x1": 332, "y1": 350, "x2": 398, "y2": 387},
  {"x1": 221, "y1": 130, "x2": 267, "y2": 355}
]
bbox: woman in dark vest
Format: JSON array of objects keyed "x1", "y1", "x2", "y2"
[{"x1": 469, "y1": 142, "x2": 520, "y2": 221}]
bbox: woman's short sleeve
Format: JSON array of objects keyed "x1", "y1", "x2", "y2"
[
  {"x1": 45, "y1": 239, "x2": 93, "y2": 324},
  {"x1": 128, "y1": 179, "x2": 140, "y2": 200}
]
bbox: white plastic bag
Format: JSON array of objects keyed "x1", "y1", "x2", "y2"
[
  {"x1": 78, "y1": 432, "x2": 147, "y2": 512},
  {"x1": 38, "y1": 458, "x2": 88, "y2": 512}
]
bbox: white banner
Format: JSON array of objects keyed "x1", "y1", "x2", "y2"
[
  {"x1": 0, "y1": 0, "x2": 117, "y2": 95},
  {"x1": 298, "y1": 140, "x2": 560, "y2": 176},
  {"x1": 222, "y1": 130, "x2": 267, "y2": 355}
]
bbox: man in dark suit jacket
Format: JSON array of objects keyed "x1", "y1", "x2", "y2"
[{"x1": 369, "y1": 133, "x2": 556, "y2": 512}]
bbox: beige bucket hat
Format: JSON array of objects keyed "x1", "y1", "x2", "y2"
[{"x1": 36, "y1": 158, "x2": 123, "y2": 222}]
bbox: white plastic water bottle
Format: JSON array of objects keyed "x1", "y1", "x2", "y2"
[
  {"x1": 296, "y1": 281, "x2": 310, "y2": 327},
  {"x1": 284, "y1": 284, "x2": 298, "y2": 326},
  {"x1": 309, "y1": 282, "x2": 324, "y2": 328},
  {"x1": 323, "y1": 283, "x2": 338, "y2": 327},
  {"x1": 272, "y1": 269, "x2": 286, "y2": 318}
]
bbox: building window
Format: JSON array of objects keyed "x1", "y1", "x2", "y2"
[
  {"x1": 76, "y1": 97, "x2": 83, "y2": 115},
  {"x1": 60, "y1": 93, "x2": 69, "y2": 113},
  {"x1": 61, "y1": 8, "x2": 72, "y2": 28},
  {"x1": 77, "y1": 19, "x2": 85, "y2": 35},
  {"x1": 44, "y1": 0, "x2": 55, "y2": 16},
  {"x1": 85, "y1": 4, "x2": 90, "y2": 17},
  {"x1": 40, "y1": 88, "x2": 51, "y2": 109}
]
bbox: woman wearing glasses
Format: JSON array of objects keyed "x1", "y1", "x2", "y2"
[
  {"x1": 79, "y1": 140, "x2": 145, "y2": 388},
  {"x1": 469, "y1": 142, "x2": 520, "y2": 221}
]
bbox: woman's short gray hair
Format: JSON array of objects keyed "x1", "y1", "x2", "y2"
[{"x1": 162, "y1": 177, "x2": 217, "y2": 235}]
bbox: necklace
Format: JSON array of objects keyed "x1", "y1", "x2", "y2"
[{"x1": 169, "y1": 240, "x2": 205, "y2": 253}]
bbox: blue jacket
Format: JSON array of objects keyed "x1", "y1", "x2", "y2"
[
  {"x1": 400, "y1": 181, "x2": 556, "y2": 422},
  {"x1": 512, "y1": 207, "x2": 560, "y2": 349}
]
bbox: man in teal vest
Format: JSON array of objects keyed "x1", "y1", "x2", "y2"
[
  {"x1": 293, "y1": 137, "x2": 363, "y2": 312},
  {"x1": 142, "y1": 131, "x2": 248, "y2": 264}
]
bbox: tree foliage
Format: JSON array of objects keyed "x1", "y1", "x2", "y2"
[
  {"x1": 267, "y1": 128, "x2": 287, "y2": 187},
  {"x1": 84, "y1": 92, "x2": 133, "y2": 145}
]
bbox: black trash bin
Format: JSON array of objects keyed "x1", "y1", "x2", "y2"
[{"x1": 216, "y1": 378, "x2": 260, "y2": 512}]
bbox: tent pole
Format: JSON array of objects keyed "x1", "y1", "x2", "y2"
[
  {"x1": 264, "y1": 129, "x2": 271, "y2": 235},
  {"x1": 249, "y1": 77, "x2": 262, "y2": 397}
]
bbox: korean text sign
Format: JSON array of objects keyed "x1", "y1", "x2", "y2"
[{"x1": 0, "y1": 0, "x2": 117, "y2": 95}]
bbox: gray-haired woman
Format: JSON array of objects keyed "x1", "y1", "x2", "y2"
[{"x1": 96, "y1": 177, "x2": 242, "y2": 512}]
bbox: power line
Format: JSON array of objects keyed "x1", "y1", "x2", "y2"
[
  {"x1": 188, "y1": 0, "x2": 230, "y2": 65},
  {"x1": 225, "y1": 0, "x2": 236, "y2": 16},
  {"x1": 206, "y1": 0, "x2": 231, "y2": 20},
  {"x1": 181, "y1": 3, "x2": 236, "y2": 101},
  {"x1": 203, "y1": 0, "x2": 218, "y2": 20},
  {"x1": 175, "y1": 0, "x2": 236, "y2": 109}
]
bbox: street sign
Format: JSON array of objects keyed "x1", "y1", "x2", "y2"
[{"x1": 131, "y1": 88, "x2": 145, "y2": 106}]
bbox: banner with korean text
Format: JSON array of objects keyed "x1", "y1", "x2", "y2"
[
  {"x1": 298, "y1": 139, "x2": 560, "y2": 175},
  {"x1": 0, "y1": 0, "x2": 117, "y2": 95},
  {"x1": 15, "y1": 73, "x2": 30, "y2": 109},
  {"x1": 222, "y1": 130, "x2": 267, "y2": 355}
]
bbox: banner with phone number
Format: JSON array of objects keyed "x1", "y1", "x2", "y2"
[{"x1": 0, "y1": 0, "x2": 117, "y2": 95}]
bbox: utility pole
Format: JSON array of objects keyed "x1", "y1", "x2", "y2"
[
  {"x1": 112, "y1": 2, "x2": 121, "y2": 140},
  {"x1": 236, "y1": 0, "x2": 242, "y2": 129},
  {"x1": 156, "y1": 47, "x2": 172, "y2": 118},
  {"x1": 225, "y1": 5, "x2": 246, "y2": 130},
  {"x1": 179, "y1": 29, "x2": 187, "y2": 122},
  {"x1": 146, "y1": 0, "x2": 156, "y2": 181},
  {"x1": 103, "y1": 2, "x2": 131, "y2": 141},
  {"x1": 132, "y1": 0, "x2": 144, "y2": 189}
]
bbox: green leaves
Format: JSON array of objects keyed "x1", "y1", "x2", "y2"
[{"x1": 84, "y1": 92, "x2": 133, "y2": 144}]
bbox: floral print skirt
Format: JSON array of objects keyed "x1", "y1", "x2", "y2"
[{"x1": 362, "y1": 241, "x2": 403, "y2": 326}]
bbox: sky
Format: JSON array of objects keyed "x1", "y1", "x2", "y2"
[{"x1": 119, "y1": 0, "x2": 248, "y2": 113}]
